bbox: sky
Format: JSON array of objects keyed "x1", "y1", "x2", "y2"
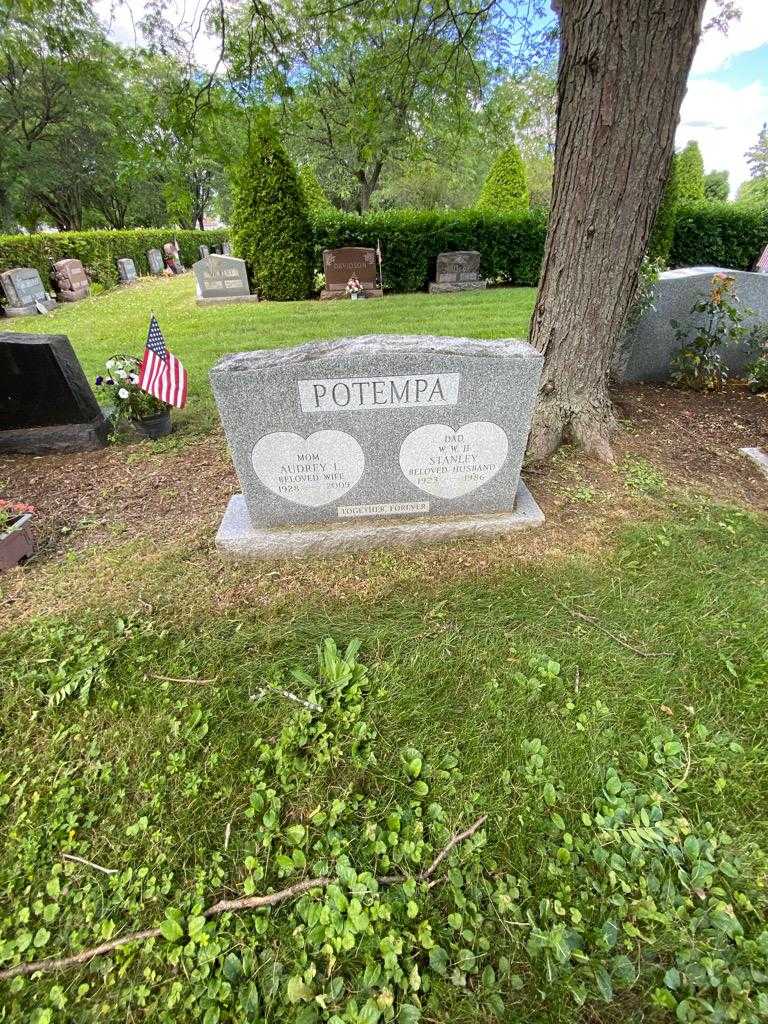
[{"x1": 96, "y1": 0, "x2": 768, "y2": 196}]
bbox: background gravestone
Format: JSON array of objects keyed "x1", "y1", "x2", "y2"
[
  {"x1": 429, "y1": 251, "x2": 486, "y2": 293},
  {"x1": 193, "y1": 254, "x2": 258, "y2": 306},
  {"x1": 0, "y1": 268, "x2": 57, "y2": 316},
  {"x1": 163, "y1": 242, "x2": 184, "y2": 273},
  {"x1": 117, "y1": 258, "x2": 137, "y2": 284},
  {"x1": 614, "y1": 266, "x2": 768, "y2": 382},
  {"x1": 320, "y1": 248, "x2": 382, "y2": 300},
  {"x1": 221, "y1": 242, "x2": 232, "y2": 255},
  {"x1": 199, "y1": 244, "x2": 210, "y2": 259},
  {"x1": 0, "y1": 333, "x2": 108, "y2": 452},
  {"x1": 52, "y1": 258, "x2": 89, "y2": 302},
  {"x1": 211, "y1": 334, "x2": 543, "y2": 557},
  {"x1": 147, "y1": 249, "x2": 164, "y2": 275}
]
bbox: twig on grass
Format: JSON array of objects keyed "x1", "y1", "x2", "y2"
[
  {"x1": 250, "y1": 686, "x2": 323, "y2": 712},
  {"x1": 554, "y1": 598, "x2": 673, "y2": 658},
  {"x1": 0, "y1": 816, "x2": 487, "y2": 982},
  {"x1": 61, "y1": 854, "x2": 117, "y2": 876},
  {"x1": 152, "y1": 674, "x2": 217, "y2": 685}
]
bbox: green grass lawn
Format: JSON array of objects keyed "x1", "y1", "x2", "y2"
[
  {"x1": 1, "y1": 275, "x2": 537, "y2": 433},
  {"x1": 2, "y1": 277, "x2": 768, "y2": 1023}
]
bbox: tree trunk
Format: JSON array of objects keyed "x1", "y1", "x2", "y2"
[{"x1": 528, "y1": 0, "x2": 707, "y2": 461}]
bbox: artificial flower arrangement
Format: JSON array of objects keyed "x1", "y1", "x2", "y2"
[
  {"x1": 94, "y1": 355, "x2": 170, "y2": 432},
  {"x1": 345, "y1": 275, "x2": 365, "y2": 299}
]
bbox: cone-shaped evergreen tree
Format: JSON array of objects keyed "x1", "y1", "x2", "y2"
[
  {"x1": 676, "y1": 141, "x2": 706, "y2": 203},
  {"x1": 298, "y1": 164, "x2": 332, "y2": 213},
  {"x1": 230, "y1": 116, "x2": 314, "y2": 301},
  {"x1": 647, "y1": 154, "x2": 678, "y2": 263},
  {"x1": 477, "y1": 145, "x2": 529, "y2": 213}
]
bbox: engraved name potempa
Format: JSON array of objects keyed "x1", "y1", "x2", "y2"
[{"x1": 298, "y1": 373, "x2": 459, "y2": 412}]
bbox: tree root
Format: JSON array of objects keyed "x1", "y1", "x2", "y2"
[{"x1": 0, "y1": 816, "x2": 487, "y2": 982}]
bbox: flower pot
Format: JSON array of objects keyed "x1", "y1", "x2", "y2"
[
  {"x1": 132, "y1": 411, "x2": 172, "y2": 439},
  {"x1": 0, "y1": 513, "x2": 36, "y2": 571}
]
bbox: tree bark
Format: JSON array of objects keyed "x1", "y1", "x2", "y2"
[{"x1": 528, "y1": 0, "x2": 707, "y2": 461}]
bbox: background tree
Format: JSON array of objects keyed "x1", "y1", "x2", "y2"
[
  {"x1": 703, "y1": 169, "x2": 729, "y2": 201},
  {"x1": 746, "y1": 123, "x2": 768, "y2": 179},
  {"x1": 477, "y1": 144, "x2": 529, "y2": 212},
  {"x1": 736, "y1": 177, "x2": 768, "y2": 204},
  {"x1": 676, "y1": 140, "x2": 706, "y2": 203},
  {"x1": 528, "y1": 0, "x2": 708, "y2": 460},
  {"x1": 647, "y1": 154, "x2": 678, "y2": 263},
  {"x1": 230, "y1": 114, "x2": 314, "y2": 300}
]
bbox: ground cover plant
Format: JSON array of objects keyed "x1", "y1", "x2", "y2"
[{"x1": 1, "y1": 499, "x2": 768, "y2": 1022}]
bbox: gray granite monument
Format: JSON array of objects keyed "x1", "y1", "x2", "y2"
[
  {"x1": 52, "y1": 258, "x2": 89, "y2": 302},
  {"x1": 193, "y1": 253, "x2": 258, "y2": 307},
  {"x1": 320, "y1": 248, "x2": 382, "y2": 300},
  {"x1": 0, "y1": 333, "x2": 108, "y2": 453},
  {"x1": 221, "y1": 242, "x2": 232, "y2": 256},
  {"x1": 0, "y1": 268, "x2": 57, "y2": 316},
  {"x1": 429, "y1": 251, "x2": 486, "y2": 294},
  {"x1": 199, "y1": 244, "x2": 210, "y2": 260},
  {"x1": 147, "y1": 249, "x2": 164, "y2": 275},
  {"x1": 117, "y1": 258, "x2": 137, "y2": 284},
  {"x1": 615, "y1": 266, "x2": 768, "y2": 382},
  {"x1": 211, "y1": 334, "x2": 544, "y2": 557}
]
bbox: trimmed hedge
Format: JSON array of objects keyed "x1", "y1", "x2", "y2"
[
  {"x1": 671, "y1": 202, "x2": 768, "y2": 270},
  {"x1": 311, "y1": 208, "x2": 548, "y2": 292},
  {"x1": 0, "y1": 228, "x2": 229, "y2": 291}
]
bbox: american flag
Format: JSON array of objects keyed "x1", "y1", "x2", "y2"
[
  {"x1": 138, "y1": 316, "x2": 188, "y2": 408},
  {"x1": 757, "y1": 244, "x2": 768, "y2": 273}
]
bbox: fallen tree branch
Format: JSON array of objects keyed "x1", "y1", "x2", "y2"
[
  {"x1": 554, "y1": 598, "x2": 673, "y2": 658},
  {"x1": 0, "y1": 816, "x2": 487, "y2": 982},
  {"x1": 61, "y1": 853, "x2": 117, "y2": 876}
]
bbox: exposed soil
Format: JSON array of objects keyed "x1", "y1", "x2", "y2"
[{"x1": 1, "y1": 382, "x2": 766, "y2": 625}]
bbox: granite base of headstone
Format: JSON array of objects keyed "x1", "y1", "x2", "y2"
[
  {"x1": 117, "y1": 258, "x2": 138, "y2": 285},
  {"x1": 0, "y1": 333, "x2": 108, "y2": 453},
  {"x1": 210, "y1": 334, "x2": 544, "y2": 558},
  {"x1": 52, "y1": 259, "x2": 89, "y2": 302},
  {"x1": 193, "y1": 253, "x2": 259, "y2": 306},
  {"x1": 428, "y1": 251, "x2": 486, "y2": 294},
  {"x1": 614, "y1": 266, "x2": 768, "y2": 382},
  {"x1": 147, "y1": 249, "x2": 164, "y2": 275},
  {"x1": 0, "y1": 268, "x2": 57, "y2": 317},
  {"x1": 320, "y1": 247, "x2": 383, "y2": 300}
]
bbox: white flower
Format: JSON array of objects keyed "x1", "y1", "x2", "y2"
[
  {"x1": 105, "y1": 359, "x2": 115, "y2": 369},
  {"x1": 129, "y1": 373, "x2": 138, "y2": 383},
  {"x1": 116, "y1": 369, "x2": 127, "y2": 380},
  {"x1": 118, "y1": 387, "x2": 129, "y2": 399}
]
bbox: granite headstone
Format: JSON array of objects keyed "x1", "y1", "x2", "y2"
[
  {"x1": 211, "y1": 334, "x2": 544, "y2": 557},
  {"x1": 199, "y1": 244, "x2": 210, "y2": 259},
  {"x1": 52, "y1": 259, "x2": 89, "y2": 302},
  {"x1": 147, "y1": 249, "x2": 164, "y2": 275},
  {"x1": 615, "y1": 266, "x2": 768, "y2": 382},
  {"x1": 193, "y1": 254, "x2": 258, "y2": 306},
  {"x1": 0, "y1": 268, "x2": 57, "y2": 316},
  {"x1": 429, "y1": 251, "x2": 486, "y2": 294},
  {"x1": 0, "y1": 333, "x2": 108, "y2": 452},
  {"x1": 221, "y1": 242, "x2": 232, "y2": 255},
  {"x1": 117, "y1": 258, "x2": 137, "y2": 284},
  {"x1": 163, "y1": 242, "x2": 184, "y2": 274},
  {"x1": 320, "y1": 247, "x2": 382, "y2": 300}
]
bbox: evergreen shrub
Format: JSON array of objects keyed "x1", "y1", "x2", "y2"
[{"x1": 477, "y1": 145, "x2": 530, "y2": 213}]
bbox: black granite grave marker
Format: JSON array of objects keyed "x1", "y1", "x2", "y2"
[{"x1": 0, "y1": 333, "x2": 108, "y2": 452}]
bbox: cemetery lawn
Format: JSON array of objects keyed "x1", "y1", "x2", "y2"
[
  {"x1": 0, "y1": 273, "x2": 537, "y2": 436},
  {"x1": 2, "y1": 276, "x2": 768, "y2": 1022}
]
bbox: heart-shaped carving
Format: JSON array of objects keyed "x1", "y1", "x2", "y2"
[
  {"x1": 399, "y1": 421, "x2": 508, "y2": 499},
  {"x1": 252, "y1": 430, "x2": 364, "y2": 507}
]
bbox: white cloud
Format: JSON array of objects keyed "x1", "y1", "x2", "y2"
[
  {"x1": 691, "y1": 0, "x2": 768, "y2": 75},
  {"x1": 677, "y1": 77, "x2": 768, "y2": 194}
]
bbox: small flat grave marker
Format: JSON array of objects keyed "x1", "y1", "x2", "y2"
[
  {"x1": 429, "y1": 251, "x2": 486, "y2": 294},
  {"x1": 320, "y1": 247, "x2": 382, "y2": 300},
  {"x1": 193, "y1": 253, "x2": 258, "y2": 306},
  {"x1": 0, "y1": 332, "x2": 108, "y2": 452},
  {"x1": 0, "y1": 268, "x2": 57, "y2": 317},
  {"x1": 211, "y1": 334, "x2": 544, "y2": 557}
]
